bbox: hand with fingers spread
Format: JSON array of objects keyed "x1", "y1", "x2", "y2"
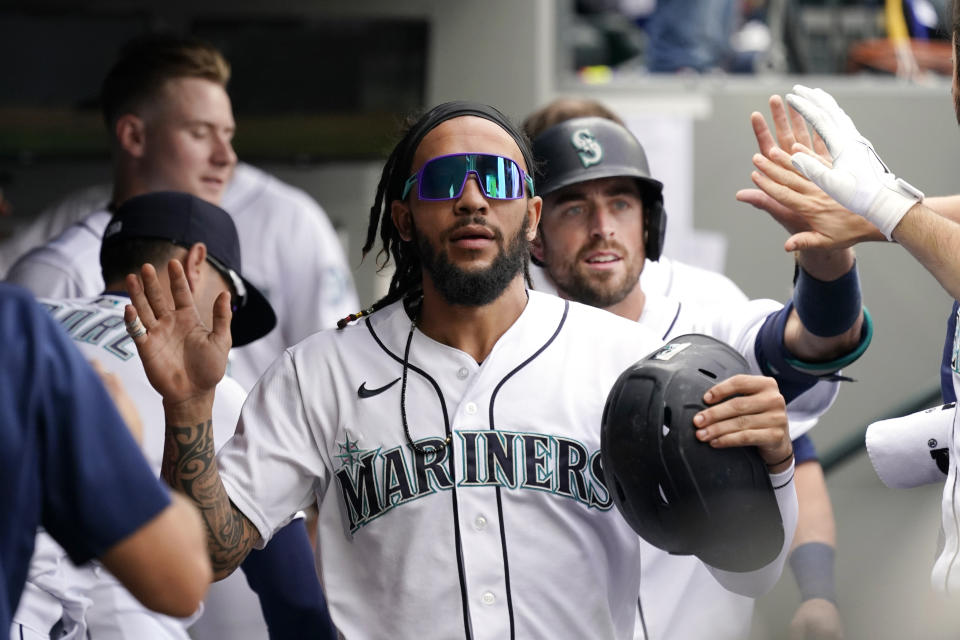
[
  {"x1": 124, "y1": 260, "x2": 232, "y2": 414},
  {"x1": 785, "y1": 85, "x2": 923, "y2": 240},
  {"x1": 692, "y1": 374, "x2": 793, "y2": 472},
  {"x1": 736, "y1": 95, "x2": 884, "y2": 252}
]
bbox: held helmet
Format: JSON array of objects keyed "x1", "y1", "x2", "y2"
[{"x1": 600, "y1": 334, "x2": 784, "y2": 572}]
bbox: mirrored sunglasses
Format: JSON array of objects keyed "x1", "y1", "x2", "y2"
[{"x1": 402, "y1": 153, "x2": 535, "y2": 201}]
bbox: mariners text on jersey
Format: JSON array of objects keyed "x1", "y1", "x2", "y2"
[{"x1": 335, "y1": 430, "x2": 613, "y2": 533}]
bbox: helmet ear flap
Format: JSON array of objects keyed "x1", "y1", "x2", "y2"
[{"x1": 644, "y1": 197, "x2": 667, "y2": 262}]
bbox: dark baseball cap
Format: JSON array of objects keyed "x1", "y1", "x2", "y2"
[{"x1": 100, "y1": 191, "x2": 276, "y2": 347}]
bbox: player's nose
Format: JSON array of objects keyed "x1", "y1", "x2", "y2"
[
  {"x1": 454, "y1": 174, "x2": 488, "y2": 215},
  {"x1": 211, "y1": 135, "x2": 237, "y2": 168},
  {"x1": 589, "y1": 205, "x2": 615, "y2": 238}
]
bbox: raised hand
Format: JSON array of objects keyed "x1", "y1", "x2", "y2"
[
  {"x1": 125, "y1": 260, "x2": 231, "y2": 409},
  {"x1": 786, "y1": 85, "x2": 923, "y2": 240},
  {"x1": 693, "y1": 374, "x2": 793, "y2": 472},
  {"x1": 736, "y1": 94, "x2": 884, "y2": 251}
]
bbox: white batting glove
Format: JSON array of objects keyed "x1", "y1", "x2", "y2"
[{"x1": 785, "y1": 85, "x2": 923, "y2": 240}]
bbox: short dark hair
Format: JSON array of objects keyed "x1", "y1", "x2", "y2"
[
  {"x1": 100, "y1": 33, "x2": 231, "y2": 130},
  {"x1": 100, "y1": 238, "x2": 181, "y2": 286},
  {"x1": 522, "y1": 97, "x2": 626, "y2": 140}
]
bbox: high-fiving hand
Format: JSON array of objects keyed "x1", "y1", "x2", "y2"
[
  {"x1": 786, "y1": 85, "x2": 923, "y2": 240},
  {"x1": 124, "y1": 260, "x2": 232, "y2": 411}
]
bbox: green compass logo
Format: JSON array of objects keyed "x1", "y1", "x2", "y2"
[{"x1": 336, "y1": 436, "x2": 376, "y2": 471}]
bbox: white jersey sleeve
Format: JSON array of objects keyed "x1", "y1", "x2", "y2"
[
  {"x1": 4, "y1": 211, "x2": 110, "y2": 299},
  {"x1": 0, "y1": 184, "x2": 111, "y2": 278},
  {"x1": 701, "y1": 464, "x2": 799, "y2": 597},
  {"x1": 218, "y1": 345, "x2": 332, "y2": 545},
  {"x1": 640, "y1": 256, "x2": 749, "y2": 306}
]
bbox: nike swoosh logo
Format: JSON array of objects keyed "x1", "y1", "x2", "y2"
[{"x1": 358, "y1": 377, "x2": 401, "y2": 399}]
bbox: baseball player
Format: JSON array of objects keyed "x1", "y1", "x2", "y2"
[
  {"x1": 1, "y1": 282, "x2": 211, "y2": 638},
  {"x1": 3, "y1": 35, "x2": 359, "y2": 391},
  {"x1": 3, "y1": 34, "x2": 340, "y2": 639},
  {"x1": 11, "y1": 192, "x2": 278, "y2": 640},
  {"x1": 525, "y1": 104, "x2": 855, "y2": 639},
  {"x1": 124, "y1": 101, "x2": 815, "y2": 639}
]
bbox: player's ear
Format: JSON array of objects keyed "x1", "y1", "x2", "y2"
[
  {"x1": 530, "y1": 225, "x2": 546, "y2": 263},
  {"x1": 391, "y1": 200, "x2": 414, "y2": 242},
  {"x1": 182, "y1": 243, "x2": 207, "y2": 292},
  {"x1": 115, "y1": 114, "x2": 147, "y2": 159},
  {"x1": 526, "y1": 195, "x2": 542, "y2": 242}
]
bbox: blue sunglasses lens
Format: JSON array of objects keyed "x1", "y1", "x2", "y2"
[
  {"x1": 416, "y1": 154, "x2": 525, "y2": 200},
  {"x1": 421, "y1": 155, "x2": 470, "y2": 199}
]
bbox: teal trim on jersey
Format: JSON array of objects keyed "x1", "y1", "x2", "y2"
[{"x1": 784, "y1": 306, "x2": 873, "y2": 376}]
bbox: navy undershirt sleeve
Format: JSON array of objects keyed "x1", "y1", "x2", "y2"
[
  {"x1": 792, "y1": 433, "x2": 818, "y2": 466},
  {"x1": 240, "y1": 518, "x2": 336, "y2": 640}
]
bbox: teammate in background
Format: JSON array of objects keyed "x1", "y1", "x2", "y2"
[
  {"x1": 2, "y1": 34, "x2": 339, "y2": 639},
  {"x1": 1, "y1": 281, "x2": 211, "y2": 636},
  {"x1": 3, "y1": 34, "x2": 359, "y2": 390},
  {"x1": 125, "y1": 100, "x2": 868, "y2": 638},
  {"x1": 522, "y1": 97, "x2": 748, "y2": 305},
  {"x1": 524, "y1": 100, "x2": 845, "y2": 639}
]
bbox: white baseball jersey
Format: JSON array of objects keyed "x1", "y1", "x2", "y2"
[
  {"x1": 215, "y1": 290, "x2": 798, "y2": 639},
  {"x1": 12, "y1": 295, "x2": 263, "y2": 640},
  {"x1": 932, "y1": 305, "x2": 960, "y2": 593},
  {"x1": 4, "y1": 162, "x2": 360, "y2": 390},
  {"x1": 639, "y1": 255, "x2": 750, "y2": 307},
  {"x1": 0, "y1": 183, "x2": 110, "y2": 278},
  {"x1": 530, "y1": 262, "x2": 836, "y2": 640}
]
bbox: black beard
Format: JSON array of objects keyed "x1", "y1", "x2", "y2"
[{"x1": 416, "y1": 216, "x2": 529, "y2": 307}]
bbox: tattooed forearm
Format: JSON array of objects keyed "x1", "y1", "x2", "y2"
[{"x1": 162, "y1": 420, "x2": 261, "y2": 579}]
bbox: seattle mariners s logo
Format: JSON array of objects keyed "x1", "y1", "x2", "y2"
[{"x1": 571, "y1": 129, "x2": 603, "y2": 168}]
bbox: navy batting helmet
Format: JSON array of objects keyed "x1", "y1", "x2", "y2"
[
  {"x1": 600, "y1": 334, "x2": 784, "y2": 572},
  {"x1": 531, "y1": 117, "x2": 667, "y2": 261}
]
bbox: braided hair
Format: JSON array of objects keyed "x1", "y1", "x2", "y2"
[{"x1": 338, "y1": 101, "x2": 536, "y2": 329}]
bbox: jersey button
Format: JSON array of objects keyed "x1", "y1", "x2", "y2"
[
  {"x1": 457, "y1": 366, "x2": 469, "y2": 380},
  {"x1": 465, "y1": 402, "x2": 478, "y2": 415},
  {"x1": 474, "y1": 515, "x2": 487, "y2": 530},
  {"x1": 481, "y1": 591, "x2": 496, "y2": 605}
]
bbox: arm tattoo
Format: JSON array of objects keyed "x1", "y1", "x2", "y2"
[{"x1": 162, "y1": 420, "x2": 261, "y2": 579}]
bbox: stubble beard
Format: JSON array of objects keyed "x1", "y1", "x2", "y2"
[{"x1": 548, "y1": 240, "x2": 642, "y2": 309}]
